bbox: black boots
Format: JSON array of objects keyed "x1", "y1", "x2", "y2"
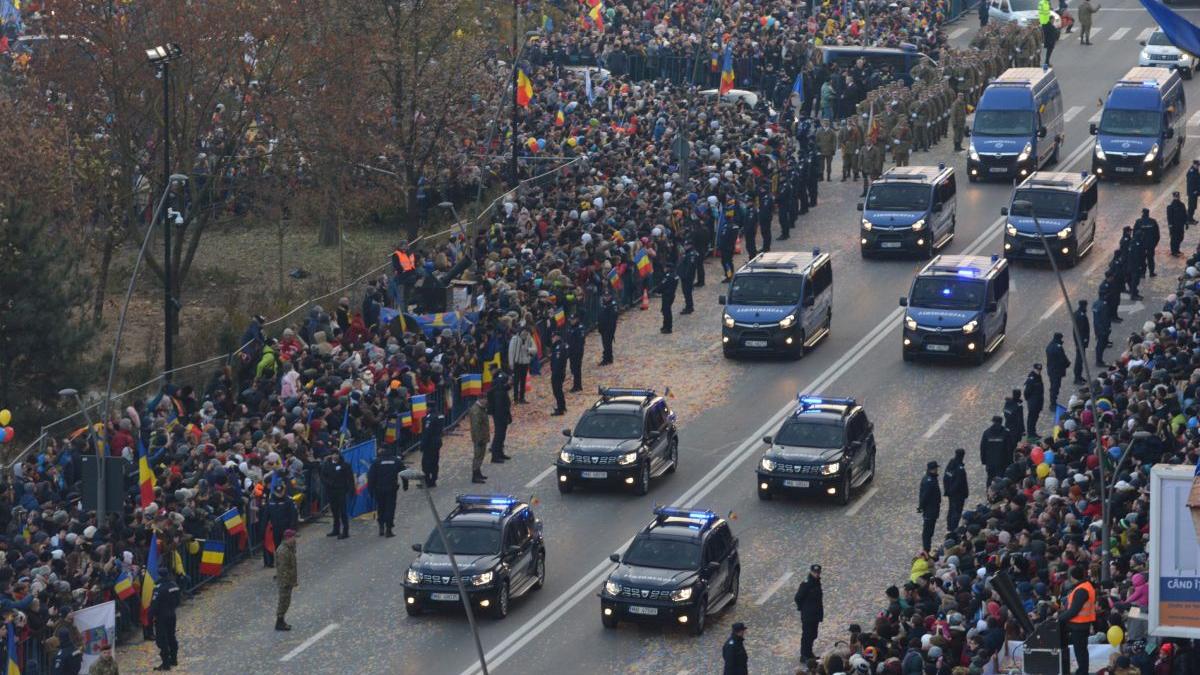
[
  {"x1": 275, "y1": 617, "x2": 292, "y2": 631},
  {"x1": 472, "y1": 470, "x2": 487, "y2": 484}
]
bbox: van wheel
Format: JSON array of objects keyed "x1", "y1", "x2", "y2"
[{"x1": 790, "y1": 331, "x2": 806, "y2": 360}]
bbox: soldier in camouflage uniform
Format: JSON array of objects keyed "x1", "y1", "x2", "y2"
[
  {"x1": 814, "y1": 119, "x2": 838, "y2": 181},
  {"x1": 840, "y1": 118, "x2": 863, "y2": 181},
  {"x1": 952, "y1": 92, "x2": 969, "y2": 151},
  {"x1": 911, "y1": 96, "x2": 930, "y2": 153},
  {"x1": 892, "y1": 122, "x2": 912, "y2": 167}
]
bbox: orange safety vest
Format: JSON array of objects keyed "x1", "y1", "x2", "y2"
[
  {"x1": 1068, "y1": 581, "x2": 1097, "y2": 624},
  {"x1": 393, "y1": 250, "x2": 415, "y2": 272}
]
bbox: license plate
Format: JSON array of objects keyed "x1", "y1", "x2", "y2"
[
  {"x1": 744, "y1": 340, "x2": 768, "y2": 347},
  {"x1": 881, "y1": 241, "x2": 902, "y2": 249},
  {"x1": 1025, "y1": 247, "x2": 1047, "y2": 255},
  {"x1": 628, "y1": 606, "x2": 659, "y2": 616},
  {"x1": 581, "y1": 471, "x2": 607, "y2": 479},
  {"x1": 1114, "y1": 166, "x2": 1134, "y2": 173},
  {"x1": 783, "y1": 479, "x2": 810, "y2": 488},
  {"x1": 430, "y1": 593, "x2": 459, "y2": 601},
  {"x1": 989, "y1": 167, "x2": 1008, "y2": 174},
  {"x1": 926, "y1": 344, "x2": 951, "y2": 352}
]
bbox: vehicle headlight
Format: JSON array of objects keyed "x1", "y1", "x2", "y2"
[
  {"x1": 1056, "y1": 226, "x2": 1073, "y2": 240},
  {"x1": 779, "y1": 314, "x2": 796, "y2": 329},
  {"x1": 671, "y1": 586, "x2": 694, "y2": 602},
  {"x1": 861, "y1": 218, "x2": 873, "y2": 231},
  {"x1": 1140, "y1": 49, "x2": 1151, "y2": 62},
  {"x1": 1006, "y1": 222, "x2": 1018, "y2": 237},
  {"x1": 760, "y1": 457, "x2": 776, "y2": 471},
  {"x1": 560, "y1": 449, "x2": 573, "y2": 463},
  {"x1": 618, "y1": 451, "x2": 639, "y2": 465},
  {"x1": 821, "y1": 461, "x2": 841, "y2": 475},
  {"x1": 961, "y1": 320, "x2": 979, "y2": 334},
  {"x1": 472, "y1": 571, "x2": 494, "y2": 586},
  {"x1": 1094, "y1": 144, "x2": 1106, "y2": 160},
  {"x1": 1144, "y1": 143, "x2": 1160, "y2": 163},
  {"x1": 1017, "y1": 142, "x2": 1032, "y2": 162},
  {"x1": 406, "y1": 568, "x2": 421, "y2": 585},
  {"x1": 605, "y1": 580, "x2": 621, "y2": 596},
  {"x1": 905, "y1": 315, "x2": 917, "y2": 331},
  {"x1": 911, "y1": 218, "x2": 926, "y2": 232},
  {"x1": 969, "y1": 143, "x2": 980, "y2": 161},
  {"x1": 723, "y1": 313, "x2": 735, "y2": 328}
]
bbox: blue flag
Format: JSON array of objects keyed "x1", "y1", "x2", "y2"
[
  {"x1": 342, "y1": 439, "x2": 377, "y2": 518},
  {"x1": 792, "y1": 73, "x2": 804, "y2": 100},
  {"x1": 1139, "y1": 0, "x2": 1200, "y2": 56}
]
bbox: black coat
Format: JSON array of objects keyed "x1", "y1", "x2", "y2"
[
  {"x1": 1135, "y1": 216, "x2": 1160, "y2": 248},
  {"x1": 1168, "y1": 199, "x2": 1188, "y2": 231},
  {"x1": 793, "y1": 574, "x2": 824, "y2": 623},
  {"x1": 1003, "y1": 399, "x2": 1025, "y2": 440},
  {"x1": 597, "y1": 297, "x2": 618, "y2": 335},
  {"x1": 943, "y1": 457, "x2": 969, "y2": 499},
  {"x1": 1092, "y1": 300, "x2": 1112, "y2": 338},
  {"x1": 980, "y1": 422, "x2": 1011, "y2": 470},
  {"x1": 1073, "y1": 306, "x2": 1090, "y2": 349},
  {"x1": 320, "y1": 456, "x2": 355, "y2": 497},
  {"x1": 1045, "y1": 339, "x2": 1070, "y2": 378},
  {"x1": 722, "y1": 635, "x2": 749, "y2": 675},
  {"x1": 918, "y1": 473, "x2": 941, "y2": 514},
  {"x1": 1023, "y1": 371, "x2": 1045, "y2": 407},
  {"x1": 367, "y1": 451, "x2": 403, "y2": 494},
  {"x1": 1188, "y1": 166, "x2": 1200, "y2": 196},
  {"x1": 550, "y1": 341, "x2": 569, "y2": 377},
  {"x1": 487, "y1": 380, "x2": 512, "y2": 425},
  {"x1": 566, "y1": 323, "x2": 587, "y2": 357}
]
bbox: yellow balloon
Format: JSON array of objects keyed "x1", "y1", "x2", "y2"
[
  {"x1": 1107, "y1": 625, "x2": 1124, "y2": 647},
  {"x1": 0, "y1": 409, "x2": 9, "y2": 426},
  {"x1": 1036, "y1": 462, "x2": 1051, "y2": 480}
]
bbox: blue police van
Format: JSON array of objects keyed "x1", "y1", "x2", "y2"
[
  {"x1": 858, "y1": 165, "x2": 957, "y2": 258},
  {"x1": 967, "y1": 67, "x2": 1064, "y2": 182},
  {"x1": 817, "y1": 45, "x2": 934, "y2": 85},
  {"x1": 718, "y1": 251, "x2": 832, "y2": 359},
  {"x1": 1001, "y1": 171, "x2": 1099, "y2": 267},
  {"x1": 1091, "y1": 67, "x2": 1186, "y2": 183},
  {"x1": 900, "y1": 255, "x2": 1010, "y2": 364}
]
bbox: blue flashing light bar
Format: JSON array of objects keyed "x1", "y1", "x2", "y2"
[
  {"x1": 457, "y1": 494, "x2": 519, "y2": 507},
  {"x1": 797, "y1": 395, "x2": 857, "y2": 409},
  {"x1": 599, "y1": 387, "x2": 656, "y2": 399},
  {"x1": 956, "y1": 268, "x2": 979, "y2": 278},
  {"x1": 654, "y1": 506, "x2": 718, "y2": 523}
]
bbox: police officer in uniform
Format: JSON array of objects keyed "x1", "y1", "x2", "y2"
[
  {"x1": 1092, "y1": 292, "x2": 1112, "y2": 366},
  {"x1": 722, "y1": 622, "x2": 749, "y2": 675},
  {"x1": 777, "y1": 168, "x2": 797, "y2": 240},
  {"x1": 756, "y1": 184, "x2": 774, "y2": 255},
  {"x1": 1058, "y1": 566, "x2": 1098, "y2": 675},
  {"x1": 1003, "y1": 388, "x2": 1025, "y2": 446},
  {"x1": 566, "y1": 313, "x2": 587, "y2": 392},
  {"x1": 677, "y1": 241, "x2": 699, "y2": 315},
  {"x1": 1023, "y1": 364, "x2": 1045, "y2": 440},
  {"x1": 419, "y1": 413, "x2": 444, "y2": 488},
  {"x1": 488, "y1": 370, "x2": 513, "y2": 462},
  {"x1": 1168, "y1": 191, "x2": 1188, "y2": 256},
  {"x1": 51, "y1": 627, "x2": 82, "y2": 675},
  {"x1": 549, "y1": 332, "x2": 568, "y2": 416},
  {"x1": 1045, "y1": 333, "x2": 1070, "y2": 412},
  {"x1": 980, "y1": 415, "x2": 1011, "y2": 486},
  {"x1": 597, "y1": 289, "x2": 618, "y2": 365},
  {"x1": 918, "y1": 460, "x2": 941, "y2": 552},
  {"x1": 660, "y1": 262, "x2": 678, "y2": 334},
  {"x1": 942, "y1": 448, "x2": 969, "y2": 532},
  {"x1": 1134, "y1": 207, "x2": 1160, "y2": 277},
  {"x1": 368, "y1": 446, "x2": 405, "y2": 536},
  {"x1": 262, "y1": 482, "x2": 298, "y2": 566},
  {"x1": 152, "y1": 566, "x2": 181, "y2": 671},
  {"x1": 793, "y1": 564, "x2": 824, "y2": 660},
  {"x1": 1072, "y1": 300, "x2": 1090, "y2": 384},
  {"x1": 320, "y1": 450, "x2": 354, "y2": 539}
]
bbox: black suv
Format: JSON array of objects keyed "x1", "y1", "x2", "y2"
[
  {"x1": 556, "y1": 388, "x2": 678, "y2": 495},
  {"x1": 403, "y1": 495, "x2": 545, "y2": 619},
  {"x1": 756, "y1": 396, "x2": 877, "y2": 505},
  {"x1": 599, "y1": 507, "x2": 740, "y2": 635}
]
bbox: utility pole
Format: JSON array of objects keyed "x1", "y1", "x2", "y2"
[
  {"x1": 509, "y1": 0, "x2": 520, "y2": 189},
  {"x1": 162, "y1": 59, "x2": 174, "y2": 381}
]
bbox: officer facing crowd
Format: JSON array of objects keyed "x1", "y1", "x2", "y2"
[
  {"x1": 566, "y1": 314, "x2": 586, "y2": 393},
  {"x1": 597, "y1": 289, "x2": 618, "y2": 365},
  {"x1": 942, "y1": 448, "x2": 969, "y2": 532},
  {"x1": 550, "y1": 332, "x2": 569, "y2": 416},
  {"x1": 1072, "y1": 300, "x2": 1090, "y2": 385},
  {"x1": 152, "y1": 566, "x2": 181, "y2": 670},
  {"x1": 917, "y1": 460, "x2": 941, "y2": 552},
  {"x1": 368, "y1": 445, "x2": 406, "y2": 537},
  {"x1": 320, "y1": 450, "x2": 355, "y2": 539},
  {"x1": 420, "y1": 413, "x2": 444, "y2": 488}
]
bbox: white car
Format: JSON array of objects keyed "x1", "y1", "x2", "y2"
[
  {"x1": 699, "y1": 88, "x2": 759, "y2": 108},
  {"x1": 1138, "y1": 30, "x2": 1197, "y2": 79},
  {"x1": 988, "y1": 0, "x2": 1060, "y2": 26}
]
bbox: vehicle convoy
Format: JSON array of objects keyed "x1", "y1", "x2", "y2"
[
  {"x1": 600, "y1": 507, "x2": 740, "y2": 635},
  {"x1": 1091, "y1": 67, "x2": 1186, "y2": 183},
  {"x1": 403, "y1": 495, "x2": 545, "y2": 619},
  {"x1": 968, "y1": 67, "x2": 1064, "y2": 182},
  {"x1": 859, "y1": 165, "x2": 957, "y2": 258},
  {"x1": 556, "y1": 388, "x2": 678, "y2": 495},
  {"x1": 756, "y1": 396, "x2": 878, "y2": 505},
  {"x1": 719, "y1": 251, "x2": 832, "y2": 359},
  {"x1": 1002, "y1": 171, "x2": 1099, "y2": 266},
  {"x1": 900, "y1": 255, "x2": 1010, "y2": 364}
]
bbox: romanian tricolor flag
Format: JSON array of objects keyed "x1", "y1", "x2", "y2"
[
  {"x1": 137, "y1": 440, "x2": 155, "y2": 508},
  {"x1": 555, "y1": 109, "x2": 565, "y2": 127},
  {"x1": 608, "y1": 266, "x2": 622, "y2": 291},
  {"x1": 516, "y1": 69, "x2": 533, "y2": 108},
  {"x1": 554, "y1": 308, "x2": 566, "y2": 327},
  {"x1": 634, "y1": 249, "x2": 652, "y2": 278},
  {"x1": 531, "y1": 329, "x2": 544, "y2": 359},
  {"x1": 461, "y1": 373, "x2": 483, "y2": 397},
  {"x1": 7, "y1": 622, "x2": 19, "y2": 675},
  {"x1": 141, "y1": 534, "x2": 160, "y2": 626},
  {"x1": 199, "y1": 539, "x2": 225, "y2": 577},
  {"x1": 113, "y1": 570, "x2": 135, "y2": 600},
  {"x1": 587, "y1": 0, "x2": 605, "y2": 31},
  {"x1": 481, "y1": 351, "x2": 502, "y2": 393},
  {"x1": 384, "y1": 415, "x2": 400, "y2": 443},
  {"x1": 719, "y1": 44, "x2": 735, "y2": 95},
  {"x1": 219, "y1": 507, "x2": 247, "y2": 537},
  {"x1": 399, "y1": 410, "x2": 414, "y2": 430},
  {"x1": 411, "y1": 395, "x2": 428, "y2": 421},
  {"x1": 264, "y1": 522, "x2": 276, "y2": 556}
]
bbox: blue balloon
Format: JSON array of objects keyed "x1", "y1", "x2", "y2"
[
  {"x1": 537, "y1": 138, "x2": 546, "y2": 150},
  {"x1": 1043, "y1": 450, "x2": 1056, "y2": 465}
]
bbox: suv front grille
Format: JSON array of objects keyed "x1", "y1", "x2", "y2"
[
  {"x1": 574, "y1": 454, "x2": 619, "y2": 465},
  {"x1": 618, "y1": 586, "x2": 672, "y2": 600},
  {"x1": 419, "y1": 573, "x2": 462, "y2": 585},
  {"x1": 775, "y1": 462, "x2": 822, "y2": 475}
]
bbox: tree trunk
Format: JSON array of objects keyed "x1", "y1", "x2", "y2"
[
  {"x1": 405, "y1": 176, "x2": 420, "y2": 241},
  {"x1": 319, "y1": 181, "x2": 339, "y2": 246},
  {"x1": 91, "y1": 224, "x2": 116, "y2": 324}
]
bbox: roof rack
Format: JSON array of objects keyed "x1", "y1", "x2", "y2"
[{"x1": 598, "y1": 387, "x2": 656, "y2": 402}]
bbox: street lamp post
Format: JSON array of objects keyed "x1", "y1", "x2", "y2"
[
  {"x1": 59, "y1": 388, "x2": 105, "y2": 523},
  {"x1": 437, "y1": 201, "x2": 470, "y2": 242},
  {"x1": 1014, "y1": 198, "x2": 1111, "y2": 583},
  {"x1": 400, "y1": 468, "x2": 489, "y2": 675},
  {"x1": 146, "y1": 43, "x2": 183, "y2": 381}
]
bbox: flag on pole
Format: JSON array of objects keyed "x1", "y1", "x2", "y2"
[
  {"x1": 219, "y1": 508, "x2": 246, "y2": 537},
  {"x1": 113, "y1": 571, "x2": 135, "y2": 600},
  {"x1": 867, "y1": 101, "x2": 879, "y2": 144},
  {"x1": 587, "y1": 0, "x2": 605, "y2": 30},
  {"x1": 791, "y1": 73, "x2": 804, "y2": 108},
  {"x1": 460, "y1": 373, "x2": 483, "y2": 397},
  {"x1": 140, "y1": 535, "x2": 160, "y2": 626},
  {"x1": 399, "y1": 410, "x2": 414, "y2": 430},
  {"x1": 719, "y1": 44, "x2": 735, "y2": 95},
  {"x1": 199, "y1": 540, "x2": 225, "y2": 576},
  {"x1": 384, "y1": 415, "x2": 400, "y2": 444},
  {"x1": 481, "y1": 350, "x2": 502, "y2": 392},
  {"x1": 608, "y1": 266, "x2": 622, "y2": 291},
  {"x1": 137, "y1": 440, "x2": 155, "y2": 508},
  {"x1": 553, "y1": 308, "x2": 566, "y2": 327},
  {"x1": 6, "y1": 622, "x2": 19, "y2": 675},
  {"x1": 263, "y1": 522, "x2": 276, "y2": 555},
  {"x1": 411, "y1": 395, "x2": 428, "y2": 422},
  {"x1": 634, "y1": 249, "x2": 652, "y2": 278},
  {"x1": 516, "y1": 69, "x2": 533, "y2": 108},
  {"x1": 555, "y1": 108, "x2": 565, "y2": 126}
]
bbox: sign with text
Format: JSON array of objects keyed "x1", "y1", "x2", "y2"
[{"x1": 1149, "y1": 464, "x2": 1200, "y2": 638}]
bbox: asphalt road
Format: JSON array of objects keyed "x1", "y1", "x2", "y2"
[{"x1": 166, "y1": 4, "x2": 1200, "y2": 673}]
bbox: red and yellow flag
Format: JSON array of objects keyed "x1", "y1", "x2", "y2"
[
  {"x1": 587, "y1": 0, "x2": 605, "y2": 30},
  {"x1": 516, "y1": 69, "x2": 533, "y2": 108}
]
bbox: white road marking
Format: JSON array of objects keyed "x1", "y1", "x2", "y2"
[
  {"x1": 1087, "y1": 27, "x2": 1105, "y2": 40},
  {"x1": 1063, "y1": 137, "x2": 1097, "y2": 170},
  {"x1": 280, "y1": 623, "x2": 339, "y2": 662},
  {"x1": 987, "y1": 349, "x2": 1016, "y2": 374},
  {"x1": 457, "y1": 218, "x2": 1008, "y2": 675},
  {"x1": 524, "y1": 465, "x2": 557, "y2": 488},
  {"x1": 1189, "y1": 111, "x2": 1200, "y2": 128},
  {"x1": 1109, "y1": 27, "x2": 1131, "y2": 41},
  {"x1": 1088, "y1": 110, "x2": 1103, "y2": 124},
  {"x1": 755, "y1": 570, "x2": 795, "y2": 606},
  {"x1": 949, "y1": 26, "x2": 970, "y2": 39},
  {"x1": 1063, "y1": 105, "x2": 1084, "y2": 122},
  {"x1": 1137, "y1": 27, "x2": 1155, "y2": 41},
  {"x1": 846, "y1": 486, "x2": 879, "y2": 517},
  {"x1": 923, "y1": 413, "x2": 953, "y2": 439},
  {"x1": 1040, "y1": 298, "x2": 1065, "y2": 321}
]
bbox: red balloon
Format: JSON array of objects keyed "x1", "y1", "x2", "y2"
[
  {"x1": 1030, "y1": 447, "x2": 1045, "y2": 464},
  {"x1": 2, "y1": 427, "x2": 12, "y2": 443}
]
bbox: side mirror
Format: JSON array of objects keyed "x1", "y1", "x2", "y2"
[
  {"x1": 1166, "y1": 128, "x2": 1175, "y2": 139},
  {"x1": 1000, "y1": 206, "x2": 1008, "y2": 216},
  {"x1": 1139, "y1": 40, "x2": 1147, "y2": 46},
  {"x1": 932, "y1": 203, "x2": 943, "y2": 213},
  {"x1": 717, "y1": 295, "x2": 727, "y2": 305},
  {"x1": 1089, "y1": 123, "x2": 1098, "y2": 135},
  {"x1": 507, "y1": 545, "x2": 522, "y2": 557},
  {"x1": 986, "y1": 302, "x2": 999, "y2": 313},
  {"x1": 762, "y1": 435, "x2": 773, "y2": 445},
  {"x1": 803, "y1": 295, "x2": 815, "y2": 307},
  {"x1": 609, "y1": 553, "x2": 621, "y2": 563},
  {"x1": 706, "y1": 562, "x2": 721, "y2": 574},
  {"x1": 562, "y1": 428, "x2": 572, "y2": 437},
  {"x1": 1037, "y1": 126, "x2": 1048, "y2": 138},
  {"x1": 898, "y1": 297, "x2": 908, "y2": 307},
  {"x1": 412, "y1": 543, "x2": 423, "y2": 552},
  {"x1": 856, "y1": 202, "x2": 864, "y2": 211},
  {"x1": 849, "y1": 440, "x2": 863, "y2": 451}
]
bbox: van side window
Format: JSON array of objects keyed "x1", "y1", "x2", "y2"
[
  {"x1": 937, "y1": 174, "x2": 957, "y2": 204},
  {"x1": 992, "y1": 268, "x2": 1009, "y2": 300},
  {"x1": 810, "y1": 262, "x2": 832, "y2": 296},
  {"x1": 1080, "y1": 185, "x2": 1097, "y2": 213}
]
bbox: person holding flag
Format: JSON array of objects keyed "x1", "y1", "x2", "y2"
[{"x1": 719, "y1": 44, "x2": 735, "y2": 95}]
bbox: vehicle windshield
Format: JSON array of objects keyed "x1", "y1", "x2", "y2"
[
  {"x1": 1009, "y1": 0, "x2": 1037, "y2": 10},
  {"x1": 909, "y1": 278, "x2": 987, "y2": 310},
  {"x1": 573, "y1": 412, "x2": 642, "y2": 439},
  {"x1": 1098, "y1": 109, "x2": 1161, "y2": 137},
  {"x1": 1011, "y1": 189, "x2": 1077, "y2": 219},
  {"x1": 423, "y1": 526, "x2": 501, "y2": 555},
  {"x1": 1148, "y1": 32, "x2": 1174, "y2": 47},
  {"x1": 866, "y1": 183, "x2": 931, "y2": 211},
  {"x1": 728, "y1": 274, "x2": 804, "y2": 306},
  {"x1": 775, "y1": 419, "x2": 845, "y2": 448},
  {"x1": 974, "y1": 109, "x2": 1033, "y2": 136},
  {"x1": 622, "y1": 536, "x2": 701, "y2": 570}
]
